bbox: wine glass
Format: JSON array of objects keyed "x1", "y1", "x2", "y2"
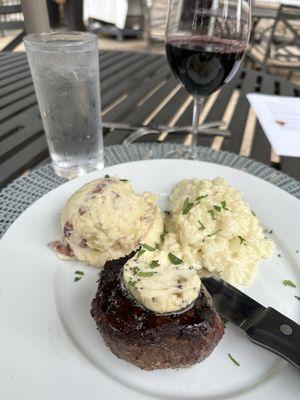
[{"x1": 165, "y1": 0, "x2": 251, "y2": 158}]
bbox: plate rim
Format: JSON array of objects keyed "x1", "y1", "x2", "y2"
[
  {"x1": 1, "y1": 158, "x2": 300, "y2": 400},
  {"x1": 1, "y1": 158, "x2": 299, "y2": 246}
]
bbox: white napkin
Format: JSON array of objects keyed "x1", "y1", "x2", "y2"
[
  {"x1": 247, "y1": 93, "x2": 300, "y2": 157},
  {"x1": 84, "y1": 0, "x2": 128, "y2": 29}
]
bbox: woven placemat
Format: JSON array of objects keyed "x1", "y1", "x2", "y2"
[{"x1": 1, "y1": 143, "x2": 300, "y2": 239}]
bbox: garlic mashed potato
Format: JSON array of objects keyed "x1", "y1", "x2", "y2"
[
  {"x1": 166, "y1": 178, "x2": 273, "y2": 285},
  {"x1": 60, "y1": 177, "x2": 163, "y2": 267}
]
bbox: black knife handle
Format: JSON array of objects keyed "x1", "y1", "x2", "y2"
[{"x1": 245, "y1": 307, "x2": 300, "y2": 370}]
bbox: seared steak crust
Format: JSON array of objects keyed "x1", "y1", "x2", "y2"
[{"x1": 91, "y1": 253, "x2": 224, "y2": 370}]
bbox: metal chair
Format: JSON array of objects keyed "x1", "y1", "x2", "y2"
[
  {"x1": 248, "y1": 5, "x2": 300, "y2": 79},
  {"x1": 0, "y1": 0, "x2": 25, "y2": 51},
  {"x1": 143, "y1": 0, "x2": 167, "y2": 48}
]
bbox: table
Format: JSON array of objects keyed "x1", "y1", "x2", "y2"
[
  {"x1": 1, "y1": 143, "x2": 300, "y2": 240},
  {"x1": 0, "y1": 50, "x2": 299, "y2": 189},
  {"x1": 256, "y1": 0, "x2": 299, "y2": 5}
]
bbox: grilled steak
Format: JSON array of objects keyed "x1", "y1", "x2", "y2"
[{"x1": 91, "y1": 253, "x2": 224, "y2": 370}]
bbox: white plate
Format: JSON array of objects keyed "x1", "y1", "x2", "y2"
[{"x1": 1, "y1": 160, "x2": 300, "y2": 400}]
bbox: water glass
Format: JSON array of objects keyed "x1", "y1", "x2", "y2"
[{"x1": 24, "y1": 32, "x2": 104, "y2": 179}]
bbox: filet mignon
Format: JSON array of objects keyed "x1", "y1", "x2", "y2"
[{"x1": 91, "y1": 253, "x2": 224, "y2": 370}]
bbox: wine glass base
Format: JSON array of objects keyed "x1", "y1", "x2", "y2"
[{"x1": 163, "y1": 145, "x2": 198, "y2": 160}]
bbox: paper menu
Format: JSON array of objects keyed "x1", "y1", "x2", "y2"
[{"x1": 247, "y1": 94, "x2": 300, "y2": 157}]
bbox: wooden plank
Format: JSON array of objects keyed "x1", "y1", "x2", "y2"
[
  {"x1": 124, "y1": 75, "x2": 177, "y2": 124},
  {"x1": 0, "y1": 21, "x2": 24, "y2": 30},
  {"x1": 138, "y1": 87, "x2": 190, "y2": 143},
  {"x1": 101, "y1": 53, "x2": 160, "y2": 93},
  {"x1": 98, "y1": 51, "x2": 119, "y2": 63},
  {"x1": 0, "y1": 52, "x2": 22, "y2": 61},
  {"x1": 0, "y1": 125, "x2": 42, "y2": 161},
  {"x1": 198, "y1": 76, "x2": 238, "y2": 148},
  {"x1": 104, "y1": 76, "x2": 177, "y2": 145},
  {"x1": 0, "y1": 85, "x2": 35, "y2": 109},
  {"x1": 0, "y1": 5, "x2": 22, "y2": 14},
  {"x1": 100, "y1": 51, "x2": 132, "y2": 71},
  {"x1": 101, "y1": 52, "x2": 147, "y2": 81},
  {"x1": 0, "y1": 63, "x2": 30, "y2": 81},
  {"x1": 104, "y1": 64, "x2": 171, "y2": 123},
  {"x1": 0, "y1": 76, "x2": 33, "y2": 99},
  {"x1": 0, "y1": 134, "x2": 48, "y2": 189},
  {"x1": 0, "y1": 94, "x2": 37, "y2": 124},
  {"x1": 0, "y1": 106, "x2": 40, "y2": 139},
  {"x1": 0, "y1": 57, "x2": 28, "y2": 74},
  {"x1": 0, "y1": 70, "x2": 31, "y2": 89},
  {"x1": 222, "y1": 69, "x2": 257, "y2": 154},
  {"x1": 101, "y1": 57, "x2": 166, "y2": 107},
  {"x1": 0, "y1": 53, "x2": 25, "y2": 67}
]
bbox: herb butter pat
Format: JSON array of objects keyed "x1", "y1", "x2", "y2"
[{"x1": 123, "y1": 248, "x2": 201, "y2": 313}]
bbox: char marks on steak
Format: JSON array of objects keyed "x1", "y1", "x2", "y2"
[{"x1": 91, "y1": 253, "x2": 224, "y2": 370}]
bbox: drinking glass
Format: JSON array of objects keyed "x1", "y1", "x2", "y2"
[
  {"x1": 165, "y1": 0, "x2": 251, "y2": 158},
  {"x1": 24, "y1": 32, "x2": 104, "y2": 179}
]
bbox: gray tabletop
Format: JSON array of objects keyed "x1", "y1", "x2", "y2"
[
  {"x1": 1, "y1": 143, "x2": 300, "y2": 240},
  {"x1": 0, "y1": 51, "x2": 300, "y2": 189}
]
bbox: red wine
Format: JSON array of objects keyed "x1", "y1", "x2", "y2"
[{"x1": 166, "y1": 37, "x2": 246, "y2": 98}]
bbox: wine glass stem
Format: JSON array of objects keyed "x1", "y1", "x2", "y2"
[{"x1": 191, "y1": 97, "x2": 204, "y2": 150}]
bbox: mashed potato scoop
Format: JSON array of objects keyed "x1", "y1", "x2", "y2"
[{"x1": 50, "y1": 176, "x2": 163, "y2": 267}]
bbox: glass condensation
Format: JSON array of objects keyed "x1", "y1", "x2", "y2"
[{"x1": 24, "y1": 32, "x2": 104, "y2": 179}]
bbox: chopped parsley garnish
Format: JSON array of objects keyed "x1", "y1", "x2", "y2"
[
  {"x1": 238, "y1": 235, "x2": 247, "y2": 245},
  {"x1": 197, "y1": 220, "x2": 206, "y2": 231},
  {"x1": 104, "y1": 174, "x2": 110, "y2": 178},
  {"x1": 74, "y1": 270, "x2": 84, "y2": 282},
  {"x1": 155, "y1": 242, "x2": 159, "y2": 249},
  {"x1": 128, "y1": 279, "x2": 136, "y2": 287},
  {"x1": 160, "y1": 226, "x2": 168, "y2": 242},
  {"x1": 212, "y1": 201, "x2": 228, "y2": 213},
  {"x1": 182, "y1": 197, "x2": 194, "y2": 215},
  {"x1": 195, "y1": 194, "x2": 208, "y2": 204},
  {"x1": 142, "y1": 243, "x2": 156, "y2": 252},
  {"x1": 221, "y1": 200, "x2": 229, "y2": 210},
  {"x1": 150, "y1": 260, "x2": 160, "y2": 268},
  {"x1": 133, "y1": 266, "x2": 140, "y2": 275},
  {"x1": 208, "y1": 209, "x2": 216, "y2": 220},
  {"x1": 263, "y1": 228, "x2": 273, "y2": 235},
  {"x1": 136, "y1": 271, "x2": 156, "y2": 278},
  {"x1": 228, "y1": 353, "x2": 240, "y2": 366},
  {"x1": 182, "y1": 195, "x2": 208, "y2": 215},
  {"x1": 282, "y1": 280, "x2": 296, "y2": 288},
  {"x1": 168, "y1": 252, "x2": 183, "y2": 265},
  {"x1": 120, "y1": 179, "x2": 128, "y2": 182},
  {"x1": 251, "y1": 210, "x2": 256, "y2": 216},
  {"x1": 164, "y1": 210, "x2": 171, "y2": 216},
  {"x1": 136, "y1": 248, "x2": 146, "y2": 258},
  {"x1": 207, "y1": 229, "x2": 222, "y2": 238},
  {"x1": 295, "y1": 295, "x2": 300, "y2": 301}
]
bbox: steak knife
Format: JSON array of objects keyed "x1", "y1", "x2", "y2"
[{"x1": 202, "y1": 276, "x2": 300, "y2": 370}]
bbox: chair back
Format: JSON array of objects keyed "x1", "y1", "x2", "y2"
[{"x1": 0, "y1": 1, "x2": 24, "y2": 32}]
